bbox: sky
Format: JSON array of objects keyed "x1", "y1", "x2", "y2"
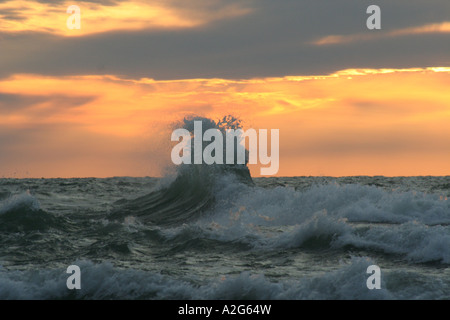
[{"x1": 1, "y1": 0, "x2": 450, "y2": 178}]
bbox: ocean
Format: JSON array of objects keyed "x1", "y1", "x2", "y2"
[{"x1": 0, "y1": 167, "x2": 449, "y2": 300}]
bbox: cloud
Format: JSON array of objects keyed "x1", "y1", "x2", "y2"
[
  {"x1": 1, "y1": 1, "x2": 450, "y2": 177},
  {"x1": 0, "y1": 93, "x2": 95, "y2": 115},
  {"x1": 1, "y1": 67, "x2": 450, "y2": 177},
  {"x1": 1, "y1": 1, "x2": 449, "y2": 80},
  {"x1": 312, "y1": 21, "x2": 450, "y2": 45},
  {"x1": 0, "y1": 0, "x2": 252, "y2": 36}
]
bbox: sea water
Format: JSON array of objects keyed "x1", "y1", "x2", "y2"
[{"x1": 0, "y1": 174, "x2": 449, "y2": 299}]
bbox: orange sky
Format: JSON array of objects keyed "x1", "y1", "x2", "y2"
[
  {"x1": 1, "y1": 68, "x2": 450, "y2": 177},
  {"x1": 0, "y1": 0, "x2": 252, "y2": 36},
  {"x1": 1, "y1": 1, "x2": 450, "y2": 177}
]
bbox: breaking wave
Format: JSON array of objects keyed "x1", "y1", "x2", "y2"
[{"x1": 1, "y1": 257, "x2": 448, "y2": 300}]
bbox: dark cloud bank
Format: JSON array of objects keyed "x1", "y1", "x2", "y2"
[{"x1": 0, "y1": 0, "x2": 449, "y2": 79}]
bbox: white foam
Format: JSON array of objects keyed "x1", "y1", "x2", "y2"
[
  {"x1": 4, "y1": 257, "x2": 445, "y2": 299},
  {"x1": 159, "y1": 180, "x2": 450, "y2": 263},
  {"x1": 0, "y1": 191, "x2": 41, "y2": 215},
  {"x1": 336, "y1": 221, "x2": 450, "y2": 263}
]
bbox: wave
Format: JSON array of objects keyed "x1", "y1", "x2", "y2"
[
  {"x1": 0, "y1": 190, "x2": 76, "y2": 233},
  {"x1": 1, "y1": 257, "x2": 448, "y2": 299},
  {"x1": 335, "y1": 221, "x2": 450, "y2": 263},
  {"x1": 105, "y1": 116, "x2": 450, "y2": 263},
  {"x1": 152, "y1": 181, "x2": 450, "y2": 263},
  {"x1": 0, "y1": 191, "x2": 40, "y2": 215},
  {"x1": 0, "y1": 191, "x2": 60, "y2": 232},
  {"x1": 109, "y1": 116, "x2": 253, "y2": 226}
]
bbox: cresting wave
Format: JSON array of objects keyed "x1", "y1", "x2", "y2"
[
  {"x1": 2, "y1": 175, "x2": 448, "y2": 264},
  {"x1": 1, "y1": 257, "x2": 448, "y2": 300},
  {"x1": 0, "y1": 191, "x2": 60, "y2": 232},
  {"x1": 103, "y1": 113, "x2": 450, "y2": 265},
  {"x1": 1, "y1": 116, "x2": 449, "y2": 300},
  {"x1": 0, "y1": 191, "x2": 40, "y2": 215},
  {"x1": 109, "y1": 116, "x2": 253, "y2": 226},
  {"x1": 152, "y1": 178, "x2": 450, "y2": 264}
]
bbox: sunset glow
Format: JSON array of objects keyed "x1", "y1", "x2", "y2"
[
  {"x1": 0, "y1": 0, "x2": 251, "y2": 36},
  {"x1": 1, "y1": 0, "x2": 450, "y2": 178},
  {"x1": 2, "y1": 68, "x2": 450, "y2": 177}
]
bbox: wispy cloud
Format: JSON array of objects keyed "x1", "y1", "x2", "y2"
[
  {"x1": 0, "y1": 0, "x2": 252, "y2": 36},
  {"x1": 312, "y1": 21, "x2": 450, "y2": 46}
]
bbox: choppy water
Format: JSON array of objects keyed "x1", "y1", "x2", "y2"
[{"x1": 1, "y1": 172, "x2": 449, "y2": 300}]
